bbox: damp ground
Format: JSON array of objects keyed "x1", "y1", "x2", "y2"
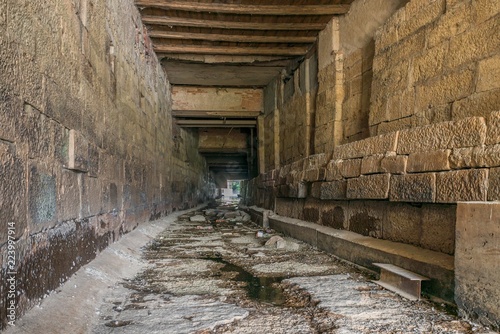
[{"x1": 6, "y1": 203, "x2": 496, "y2": 334}]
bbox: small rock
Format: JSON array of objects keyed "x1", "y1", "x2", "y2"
[
  {"x1": 190, "y1": 215, "x2": 206, "y2": 222},
  {"x1": 265, "y1": 236, "x2": 286, "y2": 249},
  {"x1": 204, "y1": 209, "x2": 217, "y2": 217}
]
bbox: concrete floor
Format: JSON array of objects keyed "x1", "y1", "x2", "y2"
[{"x1": 5, "y1": 203, "x2": 496, "y2": 334}]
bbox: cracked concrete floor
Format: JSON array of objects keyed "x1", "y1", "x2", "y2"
[{"x1": 7, "y1": 204, "x2": 495, "y2": 334}]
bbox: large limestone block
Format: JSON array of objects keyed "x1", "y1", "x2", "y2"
[
  {"x1": 449, "y1": 145, "x2": 500, "y2": 169},
  {"x1": 455, "y1": 202, "x2": 500, "y2": 329},
  {"x1": 407, "y1": 149, "x2": 450, "y2": 172},
  {"x1": 487, "y1": 167, "x2": 500, "y2": 201},
  {"x1": 325, "y1": 160, "x2": 343, "y2": 181},
  {"x1": 347, "y1": 174, "x2": 390, "y2": 199},
  {"x1": 380, "y1": 154, "x2": 407, "y2": 174},
  {"x1": 0, "y1": 142, "x2": 27, "y2": 241},
  {"x1": 486, "y1": 111, "x2": 500, "y2": 145},
  {"x1": 337, "y1": 159, "x2": 362, "y2": 178},
  {"x1": 477, "y1": 55, "x2": 500, "y2": 93},
  {"x1": 436, "y1": 169, "x2": 487, "y2": 203},
  {"x1": 68, "y1": 129, "x2": 89, "y2": 172},
  {"x1": 415, "y1": 67, "x2": 475, "y2": 110},
  {"x1": 397, "y1": 117, "x2": 486, "y2": 154},
  {"x1": 333, "y1": 132, "x2": 398, "y2": 160},
  {"x1": 390, "y1": 173, "x2": 436, "y2": 203},
  {"x1": 360, "y1": 154, "x2": 384, "y2": 175},
  {"x1": 319, "y1": 180, "x2": 347, "y2": 200}
]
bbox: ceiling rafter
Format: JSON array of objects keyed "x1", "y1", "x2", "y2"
[
  {"x1": 141, "y1": 16, "x2": 327, "y2": 31},
  {"x1": 149, "y1": 31, "x2": 317, "y2": 44},
  {"x1": 135, "y1": 1, "x2": 350, "y2": 16},
  {"x1": 155, "y1": 44, "x2": 310, "y2": 56}
]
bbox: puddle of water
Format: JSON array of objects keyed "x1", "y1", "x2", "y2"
[{"x1": 206, "y1": 257, "x2": 286, "y2": 306}]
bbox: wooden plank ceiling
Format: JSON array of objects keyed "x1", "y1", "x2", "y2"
[{"x1": 136, "y1": 0, "x2": 354, "y2": 87}]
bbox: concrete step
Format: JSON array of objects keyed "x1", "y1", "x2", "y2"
[
  {"x1": 372, "y1": 263, "x2": 429, "y2": 301},
  {"x1": 246, "y1": 206, "x2": 455, "y2": 303}
]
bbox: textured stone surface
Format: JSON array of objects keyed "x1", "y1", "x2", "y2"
[
  {"x1": 360, "y1": 154, "x2": 384, "y2": 175},
  {"x1": 407, "y1": 149, "x2": 450, "y2": 172},
  {"x1": 347, "y1": 174, "x2": 390, "y2": 199},
  {"x1": 436, "y1": 169, "x2": 488, "y2": 203},
  {"x1": 449, "y1": 145, "x2": 500, "y2": 169},
  {"x1": 456, "y1": 202, "x2": 500, "y2": 329},
  {"x1": 397, "y1": 117, "x2": 486, "y2": 154},
  {"x1": 337, "y1": 159, "x2": 362, "y2": 178},
  {"x1": 333, "y1": 132, "x2": 398, "y2": 159},
  {"x1": 486, "y1": 111, "x2": 500, "y2": 145},
  {"x1": 487, "y1": 167, "x2": 500, "y2": 201},
  {"x1": 390, "y1": 173, "x2": 436, "y2": 203},
  {"x1": 380, "y1": 154, "x2": 407, "y2": 174},
  {"x1": 319, "y1": 180, "x2": 348, "y2": 200}
]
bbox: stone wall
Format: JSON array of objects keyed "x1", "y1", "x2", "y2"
[
  {"x1": 0, "y1": 0, "x2": 212, "y2": 328},
  {"x1": 455, "y1": 202, "x2": 500, "y2": 329},
  {"x1": 371, "y1": 0, "x2": 500, "y2": 134}
]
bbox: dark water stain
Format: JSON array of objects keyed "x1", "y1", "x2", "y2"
[{"x1": 205, "y1": 257, "x2": 286, "y2": 306}]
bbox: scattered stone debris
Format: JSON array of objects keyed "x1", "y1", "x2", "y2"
[{"x1": 91, "y1": 201, "x2": 494, "y2": 334}]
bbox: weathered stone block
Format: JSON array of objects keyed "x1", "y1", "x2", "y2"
[
  {"x1": 411, "y1": 43, "x2": 448, "y2": 84},
  {"x1": 0, "y1": 142, "x2": 27, "y2": 241},
  {"x1": 397, "y1": 117, "x2": 486, "y2": 154},
  {"x1": 385, "y1": 203, "x2": 422, "y2": 246},
  {"x1": 320, "y1": 180, "x2": 347, "y2": 200},
  {"x1": 320, "y1": 203, "x2": 347, "y2": 230},
  {"x1": 487, "y1": 167, "x2": 500, "y2": 201},
  {"x1": 436, "y1": 169, "x2": 487, "y2": 203},
  {"x1": 28, "y1": 163, "x2": 57, "y2": 227},
  {"x1": 407, "y1": 149, "x2": 450, "y2": 172},
  {"x1": 452, "y1": 89, "x2": 500, "y2": 120},
  {"x1": 347, "y1": 201, "x2": 384, "y2": 238},
  {"x1": 455, "y1": 202, "x2": 500, "y2": 329},
  {"x1": 325, "y1": 160, "x2": 343, "y2": 181},
  {"x1": 421, "y1": 204, "x2": 456, "y2": 255},
  {"x1": 333, "y1": 131, "x2": 398, "y2": 160},
  {"x1": 57, "y1": 169, "x2": 80, "y2": 223},
  {"x1": 473, "y1": 0, "x2": 500, "y2": 24},
  {"x1": 360, "y1": 154, "x2": 384, "y2": 175},
  {"x1": 450, "y1": 145, "x2": 500, "y2": 169},
  {"x1": 390, "y1": 173, "x2": 436, "y2": 202},
  {"x1": 68, "y1": 129, "x2": 89, "y2": 172},
  {"x1": 415, "y1": 67, "x2": 475, "y2": 110},
  {"x1": 303, "y1": 168, "x2": 326, "y2": 182},
  {"x1": 347, "y1": 174, "x2": 390, "y2": 199},
  {"x1": 427, "y1": 2, "x2": 471, "y2": 48},
  {"x1": 337, "y1": 159, "x2": 362, "y2": 178},
  {"x1": 381, "y1": 154, "x2": 407, "y2": 174},
  {"x1": 446, "y1": 16, "x2": 500, "y2": 70},
  {"x1": 398, "y1": 0, "x2": 446, "y2": 38},
  {"x1": 486, "y1": 111, "x2": 500, "y2": 145},
  {"x1": 81, "y1": 175, "x2": 102, "y2": 218},
  {"x1": 477, "y1": 55, "x2": 500, "y2": 93}
]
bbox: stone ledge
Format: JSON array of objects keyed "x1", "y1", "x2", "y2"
[{"x1": 246, "y1": 206, "x2": 454, "y2": 303}]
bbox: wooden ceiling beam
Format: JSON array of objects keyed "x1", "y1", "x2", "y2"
[
  {"x1": 172, "y1": 110, "x2": 261, "y2": 118},
  {"x1": 136, "y1": 1, "x2": 350, "y2": 16},
  {"x1": 142, "y1": 16, "x2": 326, "y2": 31},
  {"x1": 149, "y1": 31, "x2": 317, "y2": 44},
  {"x1": 155, "y1": 44, "x2": 310, "y2": 56}
]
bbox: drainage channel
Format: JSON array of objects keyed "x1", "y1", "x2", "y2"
[{"x1": 205, "y1": 257, "x2": 287, "y2": 306}]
